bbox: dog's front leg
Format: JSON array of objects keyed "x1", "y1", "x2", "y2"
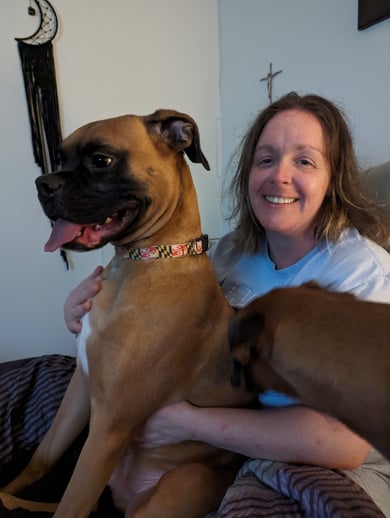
[
  {"x1": 2, "y1": 365, "x2": 90, "y2": 497},
  {"x1": 54, "y1": 406, "x2": 131, "y2": 518}
]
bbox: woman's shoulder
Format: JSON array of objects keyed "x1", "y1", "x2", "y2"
[
  {"x1": 322, "y1": 228, "x2": 390, "y2": 270},
  {"x1": 207, "y1": 231, "x2": 243, "y2": 284},
  {"x1": 314, "y1": 228, "x2": 390, "y2": 302}
]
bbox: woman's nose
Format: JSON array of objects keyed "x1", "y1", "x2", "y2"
[{"x1": 270, "y1": 160, "x2": 291, "y2": 183}]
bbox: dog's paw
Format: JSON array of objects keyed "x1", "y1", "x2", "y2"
[
  {"x1": 0, "y1": 492, "x2": 57, "y2": 513},
  {"x1": 0, "y1": 492, "x2": 24, "y2": 511}
]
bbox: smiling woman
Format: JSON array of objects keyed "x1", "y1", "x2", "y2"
[
  {"x1": 189, "y1": 92, "x2": 390, "y2": 515},
  {"x1": 248, "y1": 109, "x2": 331, "y2": 268},
  {"x1": 228, "y1": 92, "x2": 389, "y2": 257}
]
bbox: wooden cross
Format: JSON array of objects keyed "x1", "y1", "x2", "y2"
[{"x1": 260, "y1": 62, "x2": 283, "y2": 104}]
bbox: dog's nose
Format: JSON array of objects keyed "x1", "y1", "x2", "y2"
[{"x1": 35, "y1": 174, "x2": 63, "y2": 195}]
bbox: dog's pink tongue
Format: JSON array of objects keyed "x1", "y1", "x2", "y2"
[{"x1": 44, "y1": 219, "x2": 83, "y2": 252}]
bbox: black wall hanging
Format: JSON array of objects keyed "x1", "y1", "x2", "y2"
[{"x1": 16, "y1": 0, "x2": 69, "y2": 268}]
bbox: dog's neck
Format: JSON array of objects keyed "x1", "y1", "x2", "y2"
[{"x1": 115, "y1": 234, "x2": 209, "y2": 260}]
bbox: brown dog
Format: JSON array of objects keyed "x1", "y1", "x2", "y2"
[
  {"x1": 229, "y1": 282, "x2": 390, "y2": 460},
  {"x1": 1, "y1": 110, "x2": 251, "y2": 517}
]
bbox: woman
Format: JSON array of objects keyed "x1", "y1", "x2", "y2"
[{"x1": 65, "y1": 93, "x2": 390, "y2": 514}]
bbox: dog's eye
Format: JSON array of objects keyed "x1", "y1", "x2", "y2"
[{"x1": 90, "y1": 154, "x2": 113, "y2": 168}]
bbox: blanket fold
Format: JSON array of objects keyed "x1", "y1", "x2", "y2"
[{"x1": 214, "y1": 458, "x2": 385, "y2": 517}]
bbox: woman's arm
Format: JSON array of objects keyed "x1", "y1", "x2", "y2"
[
  {"x1": 139, "y1": 401, "x2": 370, "y2": 470},
  {"x1": 64, "y1": 266, "x2": 104, "y2": 334}
]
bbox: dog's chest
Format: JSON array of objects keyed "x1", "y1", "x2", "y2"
[{"x1": 76, "y1": 313, "x2": 92, "y2": 375}]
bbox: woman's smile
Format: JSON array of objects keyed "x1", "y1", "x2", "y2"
[{"x1": 263, "y1": 195, "x2": 298, "y2": 205}]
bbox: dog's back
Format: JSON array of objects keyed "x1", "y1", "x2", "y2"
[{"x1": 229, "y1": 283, "x2": 390, "y2": 460}]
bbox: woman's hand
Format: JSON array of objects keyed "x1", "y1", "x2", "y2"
[
  {"x1": 137, "y1": 401, "x2": 196, "y2": 448},
  {"x1": 64, "y1": 266, "x2": 104, "y2": 334}
]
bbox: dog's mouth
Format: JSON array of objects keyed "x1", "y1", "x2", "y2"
[{"x1": 45, "y1": 204, "x2": 139, "y2": 252}]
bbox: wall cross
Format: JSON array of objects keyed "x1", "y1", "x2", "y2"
[{"x1": 260, "y1": 62, "x2": 283, "y2": 104}]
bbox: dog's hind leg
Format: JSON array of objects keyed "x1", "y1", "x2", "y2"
[{"x1": 2, "y1": 365, "x2": 90, "y2": 497}]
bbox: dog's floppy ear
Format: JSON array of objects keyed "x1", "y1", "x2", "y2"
[
  {"x1": 144, "y1": 109, "x2": 210, "y2": 171},
  {"x1": 228, "y1": 311, "x2": 265, "y2": 354},
  {"x1": 229, "y1": 312, "x2": 264, "y2": 391}
]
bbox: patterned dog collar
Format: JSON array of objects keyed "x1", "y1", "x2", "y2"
[{"x1": 115, "y1": 234, "x2": 209, "y2": 260}]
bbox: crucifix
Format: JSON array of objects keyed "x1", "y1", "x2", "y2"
[{"x1": 260, "y1": 62, "x2": 283, "y2": 104}]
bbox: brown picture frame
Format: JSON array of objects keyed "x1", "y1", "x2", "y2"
[{"x1": 358, "y1": 0, "x2": 390, "y2": 30}]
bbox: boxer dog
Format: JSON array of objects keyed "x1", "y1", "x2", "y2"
[
  {"x1": 1, "y1": 110, "x2": 251, "y2": 517},
  {"x1": 229, "y1": 282, "x2": 390, "y2": 460}
]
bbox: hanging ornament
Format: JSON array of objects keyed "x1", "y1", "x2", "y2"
[{"x1": 16, "y1": 0, "x2": 68, "y2": 268}]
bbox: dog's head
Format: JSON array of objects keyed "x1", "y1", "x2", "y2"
[
  {"x1": 228, "y1": 300, "x2": 298, "y2": 398},
  {"x1": 36, "y1": 110, "x2": 209, "y2": 252}
]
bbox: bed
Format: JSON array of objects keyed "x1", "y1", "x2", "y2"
[{"x1": 0, "y1": 354, "x2": 386, "y2": 517}]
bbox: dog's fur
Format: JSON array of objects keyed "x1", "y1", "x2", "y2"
[
  {"x1": 229, "y1": 282, "x2": 390, "y2": 460},
  {"x1": 0, "y1": 111, "x2": 252, "y2": 517}
]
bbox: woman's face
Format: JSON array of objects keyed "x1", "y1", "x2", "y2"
[{"x1": 248, "y1": 109, "x2": 331, "y2": 240}]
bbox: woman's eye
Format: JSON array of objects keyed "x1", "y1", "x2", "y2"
[
  {"x1": 91, "y1": 154, "x2": 113, "y2": 168},
  {"x1": 255, "y1": 157, "x2": 273, "y2": 166},
  {"x1": 298, "y1": 158, "x2": 314, "y2": 167}
]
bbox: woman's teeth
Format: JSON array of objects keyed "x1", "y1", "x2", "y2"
[{"x1": 265, "y1": 196, "x2": 296, "y2": 204}]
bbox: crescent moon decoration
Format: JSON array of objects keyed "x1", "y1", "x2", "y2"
[
  {"x1": 16, "y1": 0, "x2": 59, "y2": 45},
  {"x1": 16, "y1": 0, "x2": 68, "y2": 268}
]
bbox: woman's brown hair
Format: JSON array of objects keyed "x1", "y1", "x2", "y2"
[{"x1": 228, "y1": 92, "x2": 389, "y2": 253}]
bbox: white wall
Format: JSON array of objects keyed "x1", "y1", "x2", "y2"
[
  {"x1": 0, "y1": 0, "x2": 220, "y2": 361},
  {"x1": 218, "y1": 0, "x2": 390, "y2": 230}
]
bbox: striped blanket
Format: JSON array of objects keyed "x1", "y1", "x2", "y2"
[
  {"x1": 0, "y1": 355, "x2": 385, "y2": 517},
  {"x1": 212, "y1": 458, "x2": 385, "y2": 517},
  {"x1": 0, "y1": 355, "x2": 75, "y2": 473},
  {"x1": 0, "y1": 355, "x2": 120, "y2": 515}
]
